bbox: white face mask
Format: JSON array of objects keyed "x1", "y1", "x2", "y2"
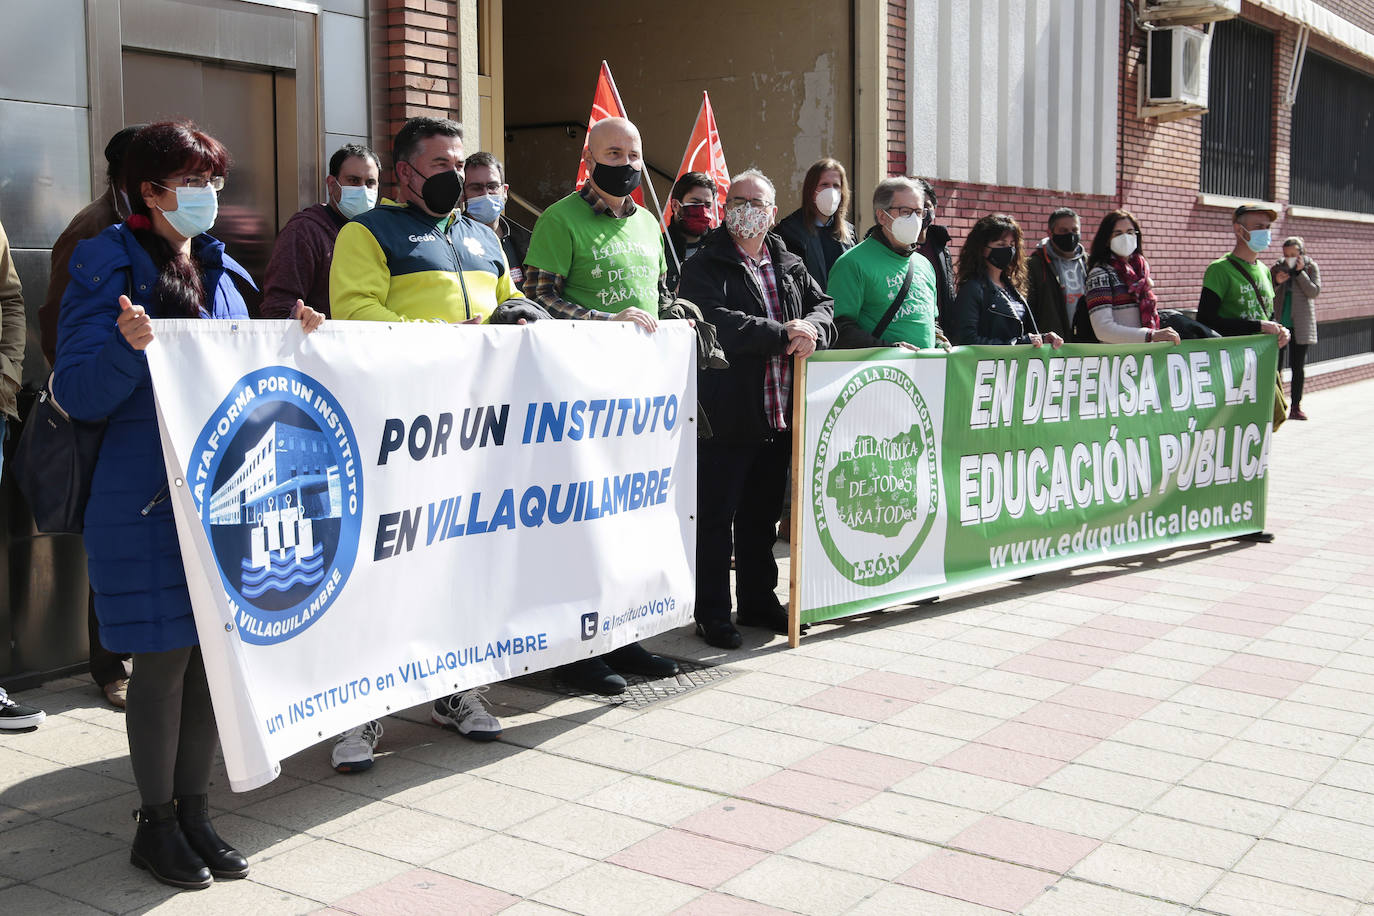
[
  {"x1": 887, "y1": 211, "x2": 923, "y2": 246},
  {"x1": 337, "y1": 185, "x2": 377, "y2": 219},
  {"x1": 157, "y1": 185, "x2": 218, "y2": 239},
  {"x1": 1110, "y1": 233, "x2": 1138, "y2": 258},
  {"x1": 1285, "y1": 256, "x2": 1298, "y2": 268},
  {"x1": 815, "y1": 187, "x2": 841, "y2": 218}
]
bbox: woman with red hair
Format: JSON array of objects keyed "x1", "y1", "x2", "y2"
[{"x1": 53, "y1": 121, "x2": 321, "y2": 890}]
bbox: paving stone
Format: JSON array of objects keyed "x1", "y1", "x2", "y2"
[{"x1": 715, "y1": 855, "x2": 883, "y2": 916}]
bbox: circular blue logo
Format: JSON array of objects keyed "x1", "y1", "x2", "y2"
[{"x1": 189, "y1": 368, "x2": 363, "y2": 645}]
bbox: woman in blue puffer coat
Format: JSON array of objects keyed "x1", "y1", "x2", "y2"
[{"x1": 54, "y1": 120, "x2": 322, "y2": 892}]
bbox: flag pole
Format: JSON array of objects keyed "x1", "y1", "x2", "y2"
[
  {"x1": 654, "y1": 178, "x2": 681, "y2": 277},
  {"x1": 601, "y1": 63, "x2": 679, "y2": 276}
]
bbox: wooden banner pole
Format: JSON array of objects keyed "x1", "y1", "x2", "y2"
[{"x1": 788, "y1": 356, "x2": 806, "y2": 648}]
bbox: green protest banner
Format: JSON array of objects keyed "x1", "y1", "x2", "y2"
[{"x1": 790, "y1": 337, "x2": 1278, "y2": 636}]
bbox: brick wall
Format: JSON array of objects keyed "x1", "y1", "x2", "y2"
[
  {"x1": 887, "y1": 0, "x2": 907, "y2": 177},
  {"x1": 1313, "y1": 0, "x2": 1374, "y2": 34},
  {"x1": 885, "y1": 1, "x2": 1374, "y2": 332},
  {"x1": 1111, "y1": 1, "x2": 1374, "y2": 325},
  {"x1": 368, "y1": 0, "x2": 462, "y2": 173}
]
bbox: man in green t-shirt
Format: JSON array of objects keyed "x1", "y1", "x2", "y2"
[
  {"x1": 524, "y1": 117, "x2": 667, "y2": 332},
  {"x1": 826, "y1": 176, "x2": 943, "y2": 350},
  {"x1": 1197, "y1": 202, "x2": 1290, "y2": 545},
  {"x1": 1198, "y1": 203, "x2": 1291, "y2": 348},
  {"x1": 522, "y1": 115, "x2": 679, "y2": 694}
]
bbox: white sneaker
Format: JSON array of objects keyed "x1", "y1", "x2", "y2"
[
  {"x1": 432, "y1": 687, "x2": 502, "y2": 741},
  {"x1": 0, "y1": 688, "x2": 44, "y2": 730},
  {"x1": 331, "y1": 720, "x2": 382, "y2": 773}
]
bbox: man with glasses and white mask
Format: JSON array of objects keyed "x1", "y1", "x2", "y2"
[
  {"x1": 261, "y1": 143, "x2": 380, "y2": 318},
  {"x1": 462, "y1": 151, "x2": 532, "y2": 288},
  {"x1": 679, "y1": 169, "x2": 834, "y2": 648},
  {"x1": 826, "y1": 176, "x2": 945, "y2": 351}
]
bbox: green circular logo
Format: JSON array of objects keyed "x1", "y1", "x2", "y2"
[{"x1": 811, "y1": 364, "x2": 939, "y2": 585}]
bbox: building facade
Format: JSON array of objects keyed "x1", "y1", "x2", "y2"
[
  {"x1": 888, "y1": 0, "x2": 1374, "y2": 375},
  {"x1": 3, "y1": 0, "x2": 1371, "y2": 680}
]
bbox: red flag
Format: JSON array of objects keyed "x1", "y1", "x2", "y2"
[
  {"x1": 575, "y1": 61, "x2": 645, "y2": 205},
  {"x1": 662, "y1": 92, "x2": 731, "y2": 230}
]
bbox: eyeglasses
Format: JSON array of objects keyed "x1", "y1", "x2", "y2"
[
  {"x1": 157, "y1": 176, "x2": 225, "y2": 191},
  {"x1": 884, "y1": 206, "x2": 922, "y2": 219},
  {"x1": 725, "y1": 197, "x2": 772, "y2": 210},
  {"x1": 464, "y1": 181, "x2": 503, "y2": 195}
]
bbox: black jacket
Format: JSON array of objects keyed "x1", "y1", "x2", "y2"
[
  {"x1": 776, "y1": 208, "x2": 855, "y2": 289},
  {"x1": 679, "y1": 228, "x2": 836, "y2": 442},
  {"x1": 952, "y1": 273, "x2": 1040, "y2": 346},
  {"x1": 499, "y1": 215, "x2": 532, "y2": 282},
  {"x1": 663, "y1": 220, "x2": 704, "y2": 294},
  {"x1": 918, "y1": 225, "x2": 957, "y2": 331}
]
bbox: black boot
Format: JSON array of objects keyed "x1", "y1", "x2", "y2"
[
  {"x1": 130, "y1": 802, "x2": 212, "y2": 889},
  {"x1": 176, "y1": 794, "x2": 248, "y2": 879}
]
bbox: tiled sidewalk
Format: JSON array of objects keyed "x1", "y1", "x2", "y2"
[{"x1": 3, "y1": 380, "x2": 1374, "y2": 915}]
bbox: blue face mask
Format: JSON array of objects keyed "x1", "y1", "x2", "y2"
[
  {"x1": 465, "y1": 193, "x2": 504, "y2": 224},
  {"x1": 156, "y1": 185, "x2": 218, "y2": 239},
  {"x1": 337, "y1": 185, "x2": 377, "y2": 219},
  {"x1": 1246, "y1": 227, "x2": 1272, "y2": 253}
]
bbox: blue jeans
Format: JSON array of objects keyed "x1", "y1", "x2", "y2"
[{"x1": 0, "y1": 415, "x2": 7, "y2": 480}]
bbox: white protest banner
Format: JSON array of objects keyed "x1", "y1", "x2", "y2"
[{"x1": 146, "y1": 320, "x2": 696, "y2": 790}]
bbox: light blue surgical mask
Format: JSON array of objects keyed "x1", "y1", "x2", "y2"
[
  {"x1": 1246, "y1": 227, "x2": 1272, "y2": 253},
  {"x1": 155, "y1": 185, "x2": 218, "y2": 239},
  {"x1": 337, "y1": 185, "x2": 377, "y2": 219},
  {"x1": 464, "y1": 193, "x2": 504, "y2": 225}
]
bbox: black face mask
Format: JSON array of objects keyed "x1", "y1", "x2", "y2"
[
  {"x1": 409, "y1": 165, "x2": 462, "y2": 214},
  {"x1": 591, "y1": 161, "x2": 643, "y2": 197},
  {"x1": 1051, "y1": 232, "x2": 1080, "y2": 254},
  {"x1": 987, "y1": 246, "x2": 1016, "y2": 270}
]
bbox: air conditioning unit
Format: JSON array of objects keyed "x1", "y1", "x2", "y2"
[
  {"x1": 1143, "y1": 26, "x2": 1211, "y2": 118},
  {"x1": 1140, "y1": 0, "x2": 1240, "y2": 27}
]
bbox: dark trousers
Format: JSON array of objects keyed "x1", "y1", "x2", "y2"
[
  {"x1": 1281, "y1": 342, "x2": 1308, "y2": 407},
  {"x1": 696, "y1": 436, "x2": 791, "y2": 626},
  {"x1": 126, "y1": 645, "x2": 218, "y2": 806},
  {"x1": 88, "y1": 590, "x2": 131, "y2": 687}
]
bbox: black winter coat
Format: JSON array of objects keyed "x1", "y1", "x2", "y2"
[
  {"x1": 776, "y1": 208, "x2": 855, "y2": 289},
  {"x1": 952, "y1": 273, "x2": 1041, "y2": 346},
  {"x1": 679, "y1": 228, "x2": 836, "y2": 442},
  {"x1": 918, "y1": 226, "x2": 957, "y2": 331}
]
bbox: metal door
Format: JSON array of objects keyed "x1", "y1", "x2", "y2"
[{"x1": 122, "y1": 51, "x2": 290, "y2": 311}]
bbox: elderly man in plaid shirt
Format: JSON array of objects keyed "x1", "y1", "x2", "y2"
[{"x1": 678, "y1": 169, "x2": 836, "y2": 649}]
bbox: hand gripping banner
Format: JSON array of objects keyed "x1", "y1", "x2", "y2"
[{"x1": 146, "y1": 320, "x2": 696, "y2": 789}]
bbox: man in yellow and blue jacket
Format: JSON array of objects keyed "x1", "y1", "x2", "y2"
[
  {"x1": 327, "y1": 117, "x2": 516, "y2": 775},
  {"x1": 331, "y1": 116, "x2": 524, "y2": 324}
]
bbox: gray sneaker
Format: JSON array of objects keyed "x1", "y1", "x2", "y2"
[
  {"x1": 0, "y1": 688, "x2": 45, "y2": 730},
  {"x1": 331, "y1": 720, "x2": 382, "y2": 772},
  {"x1": 432, "y1": 687, "x2": 502, "y2": 741}
]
